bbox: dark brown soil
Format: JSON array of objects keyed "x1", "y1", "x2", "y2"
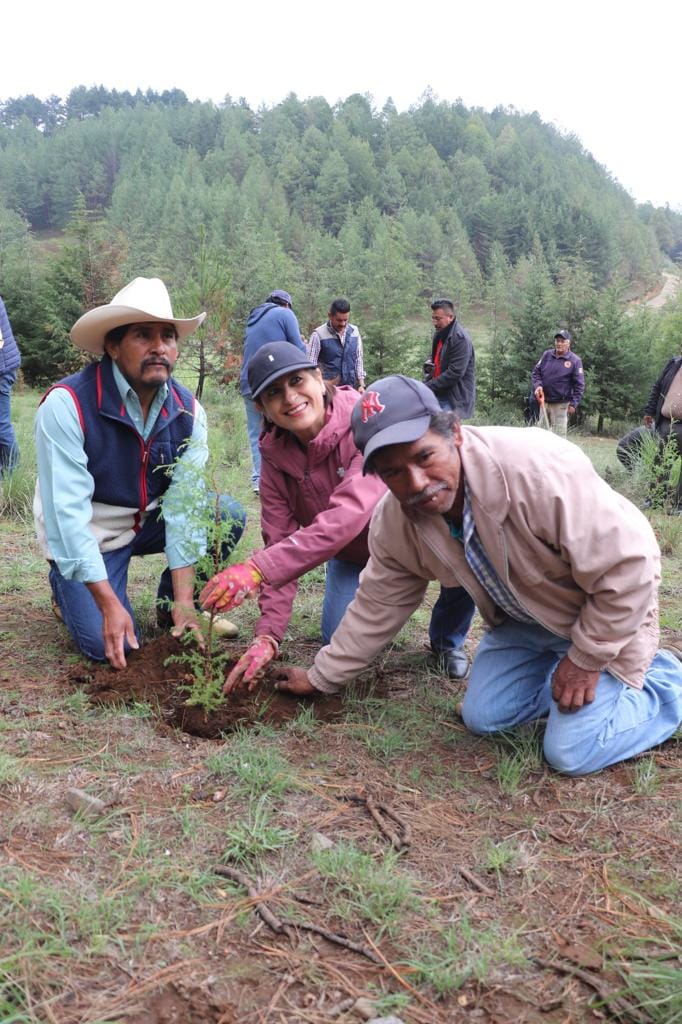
[{"x1": 68, "y1": 634, "x2": 365, "y2": 738}]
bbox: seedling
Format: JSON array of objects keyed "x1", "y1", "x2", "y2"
[{"x1": 160, "y1": 455, "x2": 244, "y2": 710}]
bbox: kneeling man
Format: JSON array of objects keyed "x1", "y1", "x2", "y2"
[
  {"x1": 278, "y1": 375, "x2": 682, "y2": 775},
  {"x1": 34, "y1": 277, "x2": 245, "y2": 669}
]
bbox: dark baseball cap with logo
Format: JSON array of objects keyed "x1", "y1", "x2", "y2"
[
  {"x1": 554, "y1": 329, "x2": 571, "y2": 341},
  {"x1": 247, "y1": 341, "x2": 317, "y2": 399},
  {"x1": 351, "y1": 375, "x2": 441, "y2": 473}
]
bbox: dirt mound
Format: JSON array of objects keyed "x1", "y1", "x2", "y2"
[{"x1": 68, "y1": 634, "x2": 352, "y2": 738}]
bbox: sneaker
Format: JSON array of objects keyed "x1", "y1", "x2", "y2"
[
  {"x1": 433, "y1": 646, "x2": 470, "y2": 680},
  {"x1": 202, "y1": 611, "x2": 239, "y2": 638}
]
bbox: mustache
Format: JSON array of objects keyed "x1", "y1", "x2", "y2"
[
  {"x1": 142, "y1": 357, "x2": 171, "y2": 370},
  {"x1": 405, "y1": 482, "x2": 448, "y2": 506}
]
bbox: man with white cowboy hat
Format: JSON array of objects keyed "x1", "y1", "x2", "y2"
[{"x1": 34, "y1": 277, "x2": 245, "y2": 669}]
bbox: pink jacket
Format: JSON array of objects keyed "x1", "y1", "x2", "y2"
[
  {"x1": 250, "y1": 387, "x2": 386, "y2": 642},
  {"x1": 309, "y1": 426, "x2": 661, "y2": 693}
]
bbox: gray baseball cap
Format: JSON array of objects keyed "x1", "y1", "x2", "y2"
[{"x1": 351, "y1": 375, "x2": 440, "y2": 472}]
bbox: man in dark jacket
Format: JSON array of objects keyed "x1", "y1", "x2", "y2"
[
  {"x1": 239, "y1": 290, "x2": 306, "y2": 493},
  {"x1": 531, "y1": 329, "x2": 585, "y2": 435},
  {"x1": 423, "y1": 298, "x2": 475, "y2": 417},
  {"x1": 0, "y1": 295, "x2": 21, "y2": 476},
  {"x1": 422, "y1": 297, "x2": 476, "y2": 678}
]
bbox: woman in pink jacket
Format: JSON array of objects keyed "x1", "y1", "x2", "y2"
[{"x1": 201, "y1": 342, "x2": 386, "y2": 692}]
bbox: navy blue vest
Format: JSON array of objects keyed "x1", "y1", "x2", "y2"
[
  {"x1": 319, "y1": 327, "x2": 359, "y2": 386},
  {"x1": 43, "y1": 357, "x2": 196, "y2": 513}
]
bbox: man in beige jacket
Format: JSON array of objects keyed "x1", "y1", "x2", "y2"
[{"x1": 277, "y1": 375, "x2": 682, "y2": 775}]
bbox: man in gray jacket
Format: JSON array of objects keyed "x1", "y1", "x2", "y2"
[{"x1": 277, "y1": 375, "x2": 682, "y2": 775}]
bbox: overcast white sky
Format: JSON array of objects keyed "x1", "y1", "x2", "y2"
[{"x1": 3, "y1": 0, "x2": 680, "y2": 209}]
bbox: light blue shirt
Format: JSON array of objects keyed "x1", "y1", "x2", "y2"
[{"x1": 34, "y1": 363, "x2": 208, "y2": 583}]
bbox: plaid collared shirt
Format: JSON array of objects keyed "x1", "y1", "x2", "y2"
[{"x1": 446, "y1": 485, "x2": 535, "y2": 624}]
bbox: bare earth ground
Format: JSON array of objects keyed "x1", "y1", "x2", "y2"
[
  {"x1": 1, "y1": 427, "x2": 681, "y2": 1023},
  {"x1": 1, "y1": 550, "x2": 681, "y2": 1024}
]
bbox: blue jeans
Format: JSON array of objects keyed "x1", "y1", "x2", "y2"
[
  {"x1": 243, "y1": 394, "x2": 263, "y2": 488},
  {"x1": 429, "y1": 586, "x2": 476, "y2": 653},
  {"x1": 321, "y1": 558, "x2": 362, "y2": 645},
  {"x1": 461, "y1": 620, "x2": 682, "y2": 775},
  {"x1": 0, "y1": 367, "x2": 19, "y2": 475},
  {"x1": 49, "y1": 495, "x2": 245, "y2": 662},
  {"x1": 321, "y1": 561, "x2": 474, "y2": 654}
]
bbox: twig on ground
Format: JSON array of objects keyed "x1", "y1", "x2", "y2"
[
  {"x1": 362, "y1": 930, "x2": 440, "y2": 1011},
  {"x1": 457, "y1": 865, "x2": 495, "y2": 896},
  {"x1": 214, "y1": 865, "x2": 295, "y2": 939},
  {"x1": 214, "y1": 864, "x2": 383, "y2": 964},
  {"x1": 532, "y1": 956, "x2": 649, "y2": 1024},
  {"x1": 340, "y1": 792, "x2": 412, "y2": 850}
]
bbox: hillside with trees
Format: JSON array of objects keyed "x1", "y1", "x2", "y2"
[{"x1": 1, "y1": 86, "x2": 681, "y2": 428}]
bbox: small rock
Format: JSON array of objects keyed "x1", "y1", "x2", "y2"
[
  {"x1": 212, "y1": 789, "x2": 226, "y2": 802},
  {"x1": 310, "y1": 832, "x2": 334, "y2": 853},
  {"x1": 65, "y1": 788, "x2": 107, "y2": 819},
  {"x1": 368, "y1": 1017, "x2": 406, "y2": 1024},
  {"x1": 353, "y1": 998, "x2": 376, "y2": 1020}
]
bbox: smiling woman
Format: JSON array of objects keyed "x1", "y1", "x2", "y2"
[{"x1": 200, "y1": 341, "x2": 387, "y2": 694}]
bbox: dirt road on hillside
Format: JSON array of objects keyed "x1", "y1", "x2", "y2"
[{"x1": 645, "y1": 269, "x2": 680, "y2": 308}]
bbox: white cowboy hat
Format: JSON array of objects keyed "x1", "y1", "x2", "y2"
[{"x1": 70, "y1": 277, "x2": 206, "y2": 355}]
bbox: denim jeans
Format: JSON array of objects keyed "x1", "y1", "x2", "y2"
[
  {"x1": 0, "y1": 367, "x2": 19, "y2": 475},
  {"x1": 461, "y1": 620, "x2": 682, "y2": 775},
  {"x1": 49, "y1": 495, "x2": 245, "y2": 661},
  {"x1": 321, "y1": 558, "x2": 362, "y2": 645},
  {"x1": 243, "y1": 394, "x2": 263, "y2": 488},
  {"x1": 429, "y1": 586, "x2": 476, "y2": 653}
]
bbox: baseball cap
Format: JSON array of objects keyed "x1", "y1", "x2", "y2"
[
  {"x1": 351, "y1": 375, "x2": 440, "y2": 472},
  {"x1": 247, "y1": 341, "x2": 317, "y2": 399},
  {"x1": 554, "y1": 329, "x2": 571, "y2": 341},
  {"x1": 268, "y1": 289, "x2": 293, "y2": 306}
]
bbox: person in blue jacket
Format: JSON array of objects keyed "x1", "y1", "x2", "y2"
[
  {"x1": 0, "y1": 295, "x2": 21, "y2": 476},
  {"x1": 531, "y1": 329, "x2": 585, "y2": 435},
  {"x1": 239, "y1": 289, "x2": 306, "y2": 493}
]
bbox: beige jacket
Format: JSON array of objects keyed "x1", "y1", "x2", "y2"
[{"x1": 309, "y1": 426, "x2": 660, "y2": 693}]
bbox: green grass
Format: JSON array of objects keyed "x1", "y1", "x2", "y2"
[
  {"x1": 220, "y1": 796, "x2": 296, "y2": 865},
  {"x1": 205, "y1": 727, "x2": 298, "y2": 797},
  {"x1": 312, "y1": 842, "x2": 419, "y2": 938},
  {"x1": 405, "y1": 914, "x2": 528, "y2": 998}
]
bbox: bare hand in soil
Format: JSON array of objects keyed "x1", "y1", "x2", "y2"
[
  {"x1": 223, "y1": 635, "x2": 277, "y2": 694},
  {"x1": 274, "y1": 666, "x2": 316, "y2": 696},
  {"x1": 551, "y1": 656, "x2": 600, "y2": 712},
  {"x1": 102, "y1": 604, "x2": 138, "y2": 670},
  {"x1": 170, "y1": 603, "x2": 205, "y2": 650}
]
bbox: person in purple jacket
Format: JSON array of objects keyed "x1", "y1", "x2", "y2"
[
  {"x1": 201, "y1": 342, "x2": 475, "y2": 692},
  {"x1": 531, "y1": 329, "x2": 585, "y2": 435}
]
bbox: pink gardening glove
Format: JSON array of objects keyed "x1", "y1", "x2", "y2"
[
  {"x1": 223, "y1": 635, "x2": 279, "y2": 694},
  {"x1": 200, "y1": 559, "x2": 263, "y2": 612}
]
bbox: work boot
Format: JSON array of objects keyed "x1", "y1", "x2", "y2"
[{"x1": 433, "y1": 646, "x2": 470, "y2": 680}]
